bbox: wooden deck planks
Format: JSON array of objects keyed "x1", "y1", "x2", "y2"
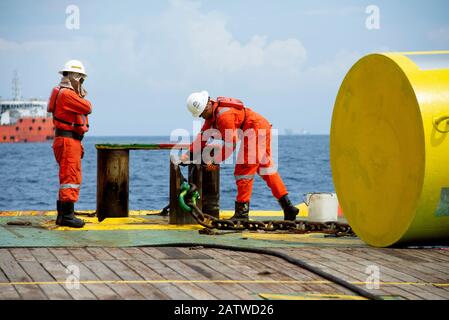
[
  {"x1": 141, "y1": 258, "x2": 218, "y2": 300},
  {"x1": 184, "y1": 259, "x2": 257, "y2": 300},
  {"x1": 29, "y1": 248, "x2": 58, "y2": 263},
  {"x1": 9, "y1": 248, "x2": 37, "y2": 262},
  {"x1": 290, "y1": 251, "x2": 388, "y2": 297},
  {"x1": 212, "y1": 249, "x2": 310, "y2": 297},
  {"x1": 339, "y1": 249, "x2": 449, "y2": 299},
  {"x1": 0, "y1": 246, "x2": 448, "y2": 300},
  {"x1": 161, "y1": 259, "x2": 239, "y2": 299},
  {"x1": 86, "y1": 247, "x2": 117, "y2": 261},
  {"x1": 99, "y1": 258, "x2": 169, "y2": 299},
  {"x1": 303, "y1": 247, "x2": 422, "y2": 299},
  {"x1": 0, "y1": 250, "x2": 47, "y2": 300},
  {"x1": 121, "y1": 258, "x2": 193, "y2": 300},
  {"x1": 196, "y1": 251, "x2": 275, "y2": 299},
  {"x1": 0, "y1": 264, "x2": 21, "y2": 300},
  {"x1": 82, "y1": 259, "x2": 145, "y2": 300},
  {"x1": 19, "y1": 261, "x2": 72, "y2": 300},
  {"x1": 254, "y1": 252, "x2": 356, "y2": 297},
  {"x1": 284, "y1": 247, "x2": 449, "y2": 300},
  {"x1": 278, "y1": 248, "x2": 417, "y2": 299},
  {"x1": 184, "y1": 258, "x2": 261, "y2": 299},
  {"x1": 109, "y1": 247, "x2": 215, "y2": 300},
  {"x1": 37, "y1": 259, "x2": 96, "y2": 300}
]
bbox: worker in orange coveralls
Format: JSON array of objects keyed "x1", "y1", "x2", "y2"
[
  {"x1": 47, "y1": 60, "x2": 92, "y2": 228},
  {"x1": 181, "y1": 91, "x2": 299, "y2": 222}
]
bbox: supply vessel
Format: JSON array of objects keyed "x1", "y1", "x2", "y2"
[{"x1": 0, "y1": 72, "x2": 54, "y2": 143}]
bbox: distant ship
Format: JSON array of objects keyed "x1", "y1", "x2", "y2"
[
  {"x1": 0, "y1": 72, "x2": 54, "y2": 143},
  {"x1": 284, "y1": 128, "x2": 309, "y2": 136}
]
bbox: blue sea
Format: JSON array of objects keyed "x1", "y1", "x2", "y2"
[{"x1": 0, "y1": 136, "x2": 334, "y2": 211}]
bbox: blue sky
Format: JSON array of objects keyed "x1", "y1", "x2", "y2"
[{"x1": 1, "y1": 0, "x2": 448, "y2": 135}]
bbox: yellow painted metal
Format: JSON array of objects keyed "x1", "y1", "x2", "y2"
[
  {"x1": 1, "y1": 205, "x2": 308, "y2": 218},
  {"x1": 331, "y1": 51, "x2": 449, "y2": 247},
  {"x1": 0, "y1": 210, "x2": 158, "y2": 217},
  {"x1": 40, "y1": 217, "x2": 204, "y2": 231},
  {"x1": 38, "y1": 206, "x2": 308, "y2": 232}
]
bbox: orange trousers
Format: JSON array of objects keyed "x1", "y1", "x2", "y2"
[
  {"x1": 53, "y1": 137, "x2": 84, "y2": 202},
  {"x1": 234, "y1": 119, "x2": 288, "y2": 203}
]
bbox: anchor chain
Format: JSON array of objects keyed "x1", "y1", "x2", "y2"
[{"x1": 178, "y1": 182, "x2": 355, "y2": 237}]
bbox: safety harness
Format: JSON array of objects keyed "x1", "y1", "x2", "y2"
[{"x1": 49, "y1": 87, "x2": 87, "y2": 141}]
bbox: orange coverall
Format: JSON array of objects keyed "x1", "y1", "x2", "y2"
[
  {"x1": 190, "y1": 99, "x2": 288, "y2": 203},
  {"x1": 48, "y1": 88, "x2": 91, "y2": 202}
]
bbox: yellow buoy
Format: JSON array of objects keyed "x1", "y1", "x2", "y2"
[{"x1": 331, "y1": 51, "x2": 449, "y2": 247}]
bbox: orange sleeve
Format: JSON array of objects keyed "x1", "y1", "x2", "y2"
[{"x1": 61, "y1": 89, "x2": 92, "y2": 115}]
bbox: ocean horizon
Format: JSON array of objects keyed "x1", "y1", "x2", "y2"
[{"x1": 0, "y1": 135, "x2": 335, "y2": 211}]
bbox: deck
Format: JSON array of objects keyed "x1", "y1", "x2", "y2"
[{"x1": 0, "y1": 211, "x2": 448, "y2": 300}]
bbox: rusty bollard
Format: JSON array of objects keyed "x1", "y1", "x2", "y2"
[
  {"x1": 169, "y1": 160, "x2": 198, "y2": 225},
  {"x1": 201, "y1": 165, "x2": 220, "y2": 218},
  {"x1": 96, "y1": 148, "x2": 129, "y2": 221},
  {"x1": 169, "y1": 158, "x2": 220, "y2": 225}
]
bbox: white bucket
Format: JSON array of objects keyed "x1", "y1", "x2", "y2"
[{"x1": 305, "y1": 193, "x2": 339, "y2": 223}]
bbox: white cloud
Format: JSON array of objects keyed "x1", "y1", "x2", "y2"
[
  {"x1": 1, "y1": 0, "x2": 308, "y2": 94},
  {"x1": 163, "y1": 0, "x2": 307, "y2": 74},
  {"x1": 0, "y1": 0, "x2": 367, "y2": 98},
  {"x1": 0, "y1": 0, "x2": 360, "y2": 135},
  {"x1": 137, "y1": 0, "x2": 307, "y2": 92}
]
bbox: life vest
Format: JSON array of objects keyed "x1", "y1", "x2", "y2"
[
  {"x1": 216, "y1": 97, "x2": 244, "y2": 110},
  {"x1": 48, "y1": 87, "x2": 89, "y2": 131},
  {"x1": 213, "y1": 97, "x2": 247, "y2": 129},
  {"x1": 47, "y1": 87, "x2": 60, "y2": 113}
]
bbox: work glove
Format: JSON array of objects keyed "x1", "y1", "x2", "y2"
[
  {"x1": 205, "y1": 163, "x2": 219, "y2": 172},
  {"x1": 179, "y1": 153, "x2": 191, "y2": 166},
  {"x1": 204, "y1": 160, "x2": 219, "y2": 172}
]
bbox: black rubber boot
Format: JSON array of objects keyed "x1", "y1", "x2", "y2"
[
  {"x1": 56, "y1": 200, "x2": 63, "y2": 225},
  {"x1": 278, "y1": 195, "x2": 299, "y2": 221},
  {"x1": 230, "y1": 201, "x2": 250, "y2": 222},
  {"x1": 57, "y1": 201, "x2": 85, "y2": 228}
]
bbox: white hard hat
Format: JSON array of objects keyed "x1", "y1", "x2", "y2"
[
  {"x1": 59, "y1": 59, "x2": 87, "y2": 77},
  {"x1": 186, "y1": 91, "x2": 209, "y2": 117}
]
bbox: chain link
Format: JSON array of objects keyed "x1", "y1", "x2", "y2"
[
  {"x1": 188, "y1": 202, "x2": 355, "y2": 237},
  {"x1": 178, "y1": 181, "x2": 355, "y2": 237}
]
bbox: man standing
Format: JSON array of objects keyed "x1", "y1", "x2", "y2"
[
  {"x1": 48, "y1": 60, "x2": 91, "y2": 228},
  {"x1": 183, "y1": 91, "x2": 299, "y2": 222}
]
